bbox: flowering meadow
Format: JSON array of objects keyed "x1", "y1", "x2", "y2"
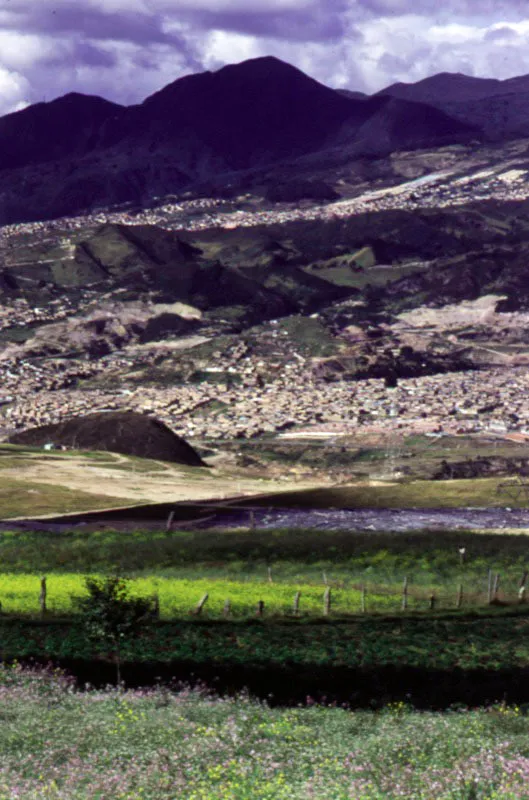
[{"x1": 2, "y1": 662, "x2": 529, "y2": 799}]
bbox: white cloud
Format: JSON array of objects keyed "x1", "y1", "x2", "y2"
[
  {"x1": 338, "y1": 15, "x2": 529, "y2": 91},
  {"x1": 0, "y1": 31, "x2": 56, "y2": 71},
  {"x1": 197, "y1": 11, "x2": 529, "y2": 95},
  {"x1": 0, "y1": 67, "x2": 31, "y2": 115},
  {"x1": 203, "y1": 30, "x2": 261, "y2": 67}
]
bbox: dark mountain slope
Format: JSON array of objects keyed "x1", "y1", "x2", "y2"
[
  {"x1": 130, "y1": 58, "x2": 476, "y2": 165},
  {"x1": 0, "y1": 57, "x2": 481, "y2": 222},
  {"x1": 378, "y1": 72, "x2": 529, "y2": 140},
  {"x1": 377, "y1": 72, "x2": 516, "y2": 104},
  {"x1": 346, "y1": 95, "x2": 479, "y2": 154},
  {"x1": 130, "y1": 56, "x2": 366, "y2": 168},
  {"x1": 0, "y1": 93, "x2": 122, "y2": 171},
  {"x1": 337, "y1": 89, "x2": 368, "y2": 100}
]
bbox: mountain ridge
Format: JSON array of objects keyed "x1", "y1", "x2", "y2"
[
  {"x1": 377, "y1": 71, "x2": 529, "y2": 103},
  {"x1": 0, "y1": 56, "x2": 479, "y2": 223}
]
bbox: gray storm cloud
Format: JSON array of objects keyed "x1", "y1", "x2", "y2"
[
  {"x1": 0, "y1": 0, "x2": 528, "y2": 114},
  {"x1": 351, "y1": 0, "x2": 526, "y2": 18}
]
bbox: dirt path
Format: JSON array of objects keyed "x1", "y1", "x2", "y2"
[{"x1": 0, "y1": 451, "x2": 318, "y2": 504}]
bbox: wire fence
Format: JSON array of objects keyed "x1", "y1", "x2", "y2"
[{"x1": 0, "y1": 570, "x2": 527, "y2": 619}]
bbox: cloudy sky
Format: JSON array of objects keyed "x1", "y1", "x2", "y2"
[{"x1": 0, "y1": 0, "x2": 528, "y2": 115}]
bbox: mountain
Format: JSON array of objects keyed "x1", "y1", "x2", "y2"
[
  {"x1": 0, "y1": 57, "x2": 478, "y2": 223},
  {"x1": 337, "y1": 95, "x2": 479, "y2": 155},
  {"x1": 0, "y1": 93, "x2": 122, "y2": 171},
  {"x1": 1, "y1": 221, "x2": 351, "y2": 331},
  {"x1": 377, "y1": 72, "x2": 529, "y2": 139},
  {"x1": 131, "y1": 56, "x2": 364, "y2": 168}
]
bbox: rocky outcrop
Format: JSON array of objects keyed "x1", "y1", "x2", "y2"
[
  {"x1": 312, "y1": 345, "x2": 476, "y2": 383},
  {"x1": 8, "y1": 301, "x2": 201, "y2": 359}
]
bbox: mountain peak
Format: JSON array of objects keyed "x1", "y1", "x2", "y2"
[
  {"x1": 215, "y1": 54, "x2": 303, "y2": 76},
  {"x1": 142, "y1": 54, "x2": 330, "y2": 108}
]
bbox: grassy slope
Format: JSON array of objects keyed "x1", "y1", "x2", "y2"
[
  {"x1": 260, "y1": 477, "x2": 529, "y2": 508},
  {"x1": 0, "y1": 445, "x2": 129, "y2": 517},
  {"x1": 0, "y1": 476, "x2": 130, "y2": 518}
]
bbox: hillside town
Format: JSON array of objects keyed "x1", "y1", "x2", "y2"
[
  {"x1": 0, "y1": 138, "x2": 529, "y2": 448},
  {"x1": 0, "y1": 334, "x2": 528, "y2": 443}
]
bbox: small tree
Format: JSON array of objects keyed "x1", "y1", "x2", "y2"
[{"x1": 76, "y1": 576, "x2": 153, "y2": 686}]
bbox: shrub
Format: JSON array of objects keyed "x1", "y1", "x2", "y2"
[{"x1": 75, "y1": 576, "x2": 153, "y2": 685}]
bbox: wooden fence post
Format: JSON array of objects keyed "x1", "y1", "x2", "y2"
[
  {"x1": 194, "y1": 593, "x2": 208, "y2": 616},
  {"x1": 293, "y1": 591, "x2": 301, "y2": 616},
  {"x1": 493, "y1": 573, "x2": 500, "y2": 602},
  {"x1": 39, "y1": 577, "x2": 47, "y2": 616},
  {"x1": 323, "y1": 587, "x2": 331, "y2": 616},
  {"x1": 165, "y1": 511, "x2": 175, "y2": 533},
  {"x1": 429, "y1": 593, "x2": 435, "y2": 611},
  {"x1": 519, "y1": 571, "x2": 528, "y2": 604},
  {"x1": 361, "y1": 585, "x2": 366, "y2": 613},
  {"x1": 487, "y1": 570, "x2": 493, "y2": 604},
  {"x1": 268, "y1": 567, "x2": 273, "y2": 584},
  {"x1": 151, "y1": 593, "x2": 159, "y2": 619},
  {"x1": 223, "y1": 599, "x2": 231, "y2": 617},
  {"x1": 456, "y1": 584, "x2": 463, "y2": 609},
  {"x1": 401, "y1": 577, "x2": 408, "y2": 611},
  {"x1": 256, "y1": 600, "x2": 264, "y2": 617}
]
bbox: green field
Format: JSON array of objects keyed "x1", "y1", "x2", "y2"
[
  {"x1": 1, "y1": 453, "x2": 529, "y2": 699},
  {"x1": 0, "y1": 572, "x2": 388, "y2": 617},
  {"x1": 1, "y1": 609, "x2": 529, "y2": 673},
  {"x1": 1, "y1": 525, "x2": 529, "y2": 617},
  {"x1": 0, "y1": 524, "x2": 529, "y2": 675}
]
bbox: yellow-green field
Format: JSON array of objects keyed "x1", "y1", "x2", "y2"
[
  {"x1": 0, "y1": 573, "x2": 371, "y2": 616},
  {"x1": 0, "y1": 572, "x2": 517, "y2": 618}
]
